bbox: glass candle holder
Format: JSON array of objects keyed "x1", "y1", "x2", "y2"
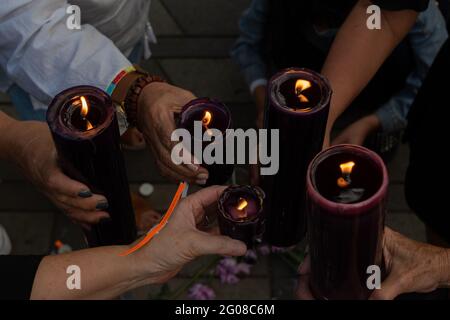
[
  {"x1": 262, "y1": 68, "x2": 331, "y2": 247},
  {"x1": 47, "y1": 86, "x2": 136, "y2": 247},
  {"x1": 306, "y1": 144, "x2": 388, "y2": 300},
  {"x1": 217, "y1": 185, "x2": 265, "y2": 248}
]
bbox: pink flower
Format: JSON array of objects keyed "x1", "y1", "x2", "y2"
[
  {"x1": 188, "y1": 283, "x2": 215, "y2": 300},
  {"x1": 257, "y1": 244, "x2": 271, "y2": 256},
  {"x1": 215, "y1": 257, "x2": 252, "y2": 284},
  {"x1": 244, "y1": 249, "x2": 258, "y2": 263}
]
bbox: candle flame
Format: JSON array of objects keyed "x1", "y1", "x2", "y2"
[
  {"x1": 340, "y1": 161, "x2": 355, "y2": 175},
  {"x1": 235, "y1": 197, "x2": 248, "y2": 219},
  {"x1": 80, "y1": 96, "x2": 93, "y2": 130},
  {"x1": 237, "y1": 198, "x2": 248, "y2": 211},
  {"x1": 80, "y1": 96, "x2": 89, "y2": 117},
  {"x1": 337, "y1": 161, "x2": 355, "y2": 188},
  {"x1": 202, "y1": 111, "x2": 212, "y2": 127},
  {"x1": 295, "y1": 79, "x2": 312, "y2": 103}
]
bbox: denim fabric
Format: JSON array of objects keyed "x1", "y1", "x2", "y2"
[
  {"x1": 231, "y1": 0, "x2": 448, "y2": 133},
  {"x1": 375, "y1": 1, "x2": 448, "y2": 132}
]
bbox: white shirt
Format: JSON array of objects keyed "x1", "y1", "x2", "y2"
[{"x1": 0, "y1": 0, "x2": 155, "y2": 110}]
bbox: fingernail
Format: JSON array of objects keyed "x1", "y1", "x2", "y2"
[
  {"x1": 96, "y1": 201, "x2": 109, "y2": 210},
  {"x1": 187, "y1": 164, "x2": 199, "y2": 172},
  {"x1": 196, "y1": 179, "x2": 207, "y2": 185},
  {"x1": 78, "y1": 190, "x2": 93, "y2": 198},
  {"x1": 197, "y1": 173, "x2": 209, "y2": 180}
]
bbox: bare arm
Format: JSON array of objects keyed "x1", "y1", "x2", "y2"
[
  {"x1": 322, "y1": 0, "x2": 419, "y2": 145},
  {"x1": 30, "y1": 246, "x2": 147, "y2": 300},
  {"x1": 30, "y1": 186, "x2": 246, "y2": 299}
]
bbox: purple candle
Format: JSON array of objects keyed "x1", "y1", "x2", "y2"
[
  {"x1": 306, "y1": 144, "x2": 388, "y2": 300},
  {"x1": 178, "y1": 98, "x2": 234, "y2": 186},
  {"x1": 262, "y1": 68, "x2": 331, "y2": 247},
  {"x1": 47, "y1": 86, "x2": 136, "y2": 247},
  {"x1": 218, "y1": 185, "x2": 265, "y2": 248}
]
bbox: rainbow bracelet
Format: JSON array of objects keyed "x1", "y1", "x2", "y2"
[{"x1": 105, "y1": 65, "x2": 136, "y2": 96}]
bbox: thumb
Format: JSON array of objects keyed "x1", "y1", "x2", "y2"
[
  {"x1": 369, "y1": 274, "x2": 403, "y2": 300},
  {"x1": 192, "y1": 232, "x2": 247, "y2": 257}
]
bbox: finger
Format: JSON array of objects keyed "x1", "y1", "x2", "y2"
[
  {"x1": 192, "y1": 232, "x2": 247, "y2": 257},
  {"x1": 157, "y1": 110, "x2": 177, "y2": 151},
  {"x1": 153, "y1": 141, "x2": 201, "y2": 182},
  {"x1": 155, "y1": 113, "x2": 209, "y2": 179},
  {"x1": 369, "y1": 274, "x2": 404, "y2": 300},
  {"x1": 66, "y1": 210, "x2": 111, "y2": 225},
  {"x1": 295, "y1": 274, "x2": 315, "y2": 300},
  {"x1": 159, "y1": 139, "x2": 208, "y2": 181},
  {"x1": 56, "y1": 193, "x2": 109, "y2": 212},
  {"x1": 47, "y1": 170, "x2": 93, "y2": 198},
  {"x1": 181, "y1": 185, "x2": 228, "y2": 222}
]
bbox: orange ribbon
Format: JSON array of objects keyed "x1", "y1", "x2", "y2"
[{"x1": 119, "y1": 182, "x2": 186, "y2": 256}]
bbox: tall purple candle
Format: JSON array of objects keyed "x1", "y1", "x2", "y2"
[
  {"x1": 306, "y1": 144, "x2": 388, "y2": 300},
  {"x1": 47, "y1": 86, "x2": 136, "y2": 247},
  {"x1": 262, "y1": 68, "x2": 331, "y2": 247},
  {"x1": 218, "y1": 185, "x2": 265, "y2": 248},
  {"x1": 178, "y1": 98, "x2": 234, "y2": 186}
]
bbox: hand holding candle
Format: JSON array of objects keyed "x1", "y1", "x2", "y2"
[
  {"x1": 131, "y1": 185, "x2": 247, "y2": 284},
  {"x1": 306, "y1": 144, "x2": 388, "y2": 300},
  {"x1": 47, "y1": 86, "x2": 136, "y2": 247},
  {"x1": 177, "y1": 98, "x2": 234, "y2": 186},
  {"x1": 136, "y1": 82, "x2": 209, "y2": 184},
  {"x1": 0, "y1": 113, "x2": 109, "y2": 227}
]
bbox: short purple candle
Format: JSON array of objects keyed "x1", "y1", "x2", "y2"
[
  {"x1": 306, "y1": 144, "x2": 388, "y2": 300},
  {"x1": 47, "y1": 86, "x2": 137, "y2": 247},
  {"x1": 178, "y1": 98, "x2": 234, "y2": 186},
  {"x1": 218, "y1": 185, "x2": 265, "y2": 248},
  {"x1": 262, "y1": 68, "x2": 331, "y2": 247}
]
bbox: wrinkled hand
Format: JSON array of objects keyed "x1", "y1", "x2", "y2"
[
  {"x1": 137, "y1": 82, "x2": 209, "y2": 185},
  {"x1": 370, "y1": 228, "x2": 450, "y2": 300},
  {"x1": 10, "y1": 121, "x2": 109, "y2": 229},
  {"x1": 132, "y1": 185, "x2": 247, "y2": 284},
  {"x1": 296, "y1": 228, "x2": 450, "y2": 300},
  {"x1": 332, "y1": 114, "x2": 380, "y2": 146}
]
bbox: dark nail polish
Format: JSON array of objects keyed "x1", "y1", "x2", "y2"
[
  {"x1": 96, "y1": 201, "x2": 109, "y2": 210},
  {"x1": 78, "y1": 190, "x2": 93, "y2": 198}
]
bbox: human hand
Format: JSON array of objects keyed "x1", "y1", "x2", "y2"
[
  {"x1": 253, "y1": 85, "x2": 266, "y2": 130},
  {"x1": 137, "y1": 82, "x2": 209, "y2": 185},
  {"x1": 370, "y1": 228, "x2": 450, "y2": 300},
  {"x1": 332, "y1": 114, "x2": 380, "y2": 146},
  {"x1": 295, "y1": 255, "x2": 315, "y2": 300},
  {"x1": 131, "y1": 185, "x2": 247, "y2": 284},
  {"x1": 8, "y1": 120, "x2": 109, "y2": 228}
]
